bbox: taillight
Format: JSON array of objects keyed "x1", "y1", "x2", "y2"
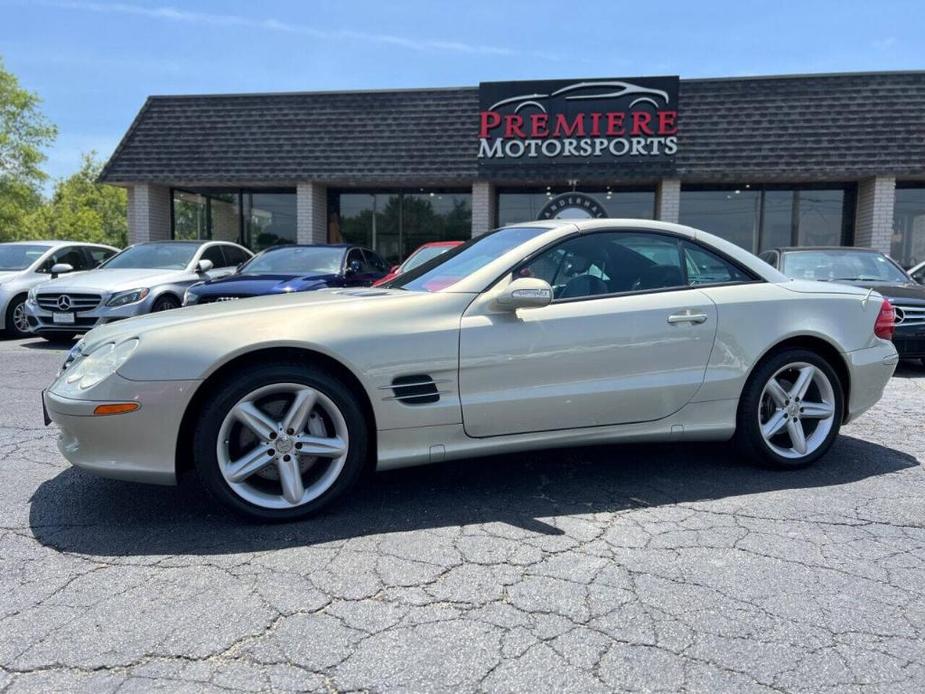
[{"x1": 875, "y1": 298, "x2": 895, "y2": 340}]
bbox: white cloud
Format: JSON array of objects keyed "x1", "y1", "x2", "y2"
[{"x1": 42, "y1": 0, "x2": 530, "y2": 57}]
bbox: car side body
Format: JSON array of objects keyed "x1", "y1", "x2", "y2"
[
  {"x1": 761, "y1": 246, "x2": 925, "y2": 358},
  {"x1": 25, "y1": 240, "x2": 252, "y2": 337},
  {"x1": 0, "y1": 241, "x2": 119, "y2": 337},
  {"x1": 184, "y1": 244, "x2": 388, "y2": 305},
  {"x1": 44, "y1": 220, "x2": 898, "y2": 494}
]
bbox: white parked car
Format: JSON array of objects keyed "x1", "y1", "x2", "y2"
[
  {"x1": 42, "y1": 220, "x2": 898, "y2": 521},
  {"x1": 26, "y1": 240, "x2": 252, "y2": 342},
  {"x1": 0, "y1": 240, "x2": 118, "y2": 338}
]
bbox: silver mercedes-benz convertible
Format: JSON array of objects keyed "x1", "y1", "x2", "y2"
[{"x1": 43, "y1": 220, "x2": 899, "y2": 521}]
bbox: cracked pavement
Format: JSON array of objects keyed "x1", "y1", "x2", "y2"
[{"x1": 1, "y1": 337, "x2": 924, "y2": 693}]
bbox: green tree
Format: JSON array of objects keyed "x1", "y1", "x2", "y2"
[
  {"x1": 0, "y1": 56, "x2": 56, "y2": 238},
  {"x1": 26, "y1": 152, "x2": 127, "y2": 247}
]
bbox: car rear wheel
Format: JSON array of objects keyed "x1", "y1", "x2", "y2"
[
  {"x1": 735, "y1": 349, "x2": 843, "y2": 469},
  {"x1": 4, "y1": 295, "x2": 30, "y2": 338},
  {"x1": 192, "y1": 363, "x2": 368, "y2": 521}
]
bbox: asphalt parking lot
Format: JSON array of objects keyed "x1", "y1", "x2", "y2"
[{"x1": 1, "y1": 337, "x2": 924, "y2": 693}]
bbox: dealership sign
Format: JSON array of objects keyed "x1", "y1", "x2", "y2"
[{"x1": 478, "y1": 76, "x2": 679, "y2": 166}]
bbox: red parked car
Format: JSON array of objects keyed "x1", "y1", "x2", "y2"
[{"x1": 373, "y1": 241, "x2": 464, "y2": 286}]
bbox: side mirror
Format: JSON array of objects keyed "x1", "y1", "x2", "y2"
[
  {"x1": 50, "y1": 263, "x2": 74, "y2": 279},
  {"x1": 346, "y1": 259, "x2": 362, "y2": 276},
  {"x1": 196, "y1": 259, "x2": 214, "y2": 273},
  {"x1": 496, "y1": 277, "x2": 553, "y2": 310}
]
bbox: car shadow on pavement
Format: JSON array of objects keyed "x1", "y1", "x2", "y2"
[
  {"x1": 29, "y1": 435, "x2": 918, "y2": 557},
  {"x1": 18, "y1": 339, "x2": 72, "y2": 351}
]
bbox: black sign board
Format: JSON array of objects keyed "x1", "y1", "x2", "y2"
[{"x1": 478, "y1": 76, "x2": 679, "y2": 168}]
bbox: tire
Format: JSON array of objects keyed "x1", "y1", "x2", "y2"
[
  {"x1": 3, "y1": 295, "x2": 31, "y2": 338},
  {"x1": 41, "y1": 332, "x2": 77, "y2": 344},
  {"x1": 735, "y1": 348, "x2": 844, "y2": 469},
  {"x1": 192, "y1": 362, "x2": 369, "y2": 521},
  {"x1": 152, "y1": 295, "x2": 180, "y2": 312}
]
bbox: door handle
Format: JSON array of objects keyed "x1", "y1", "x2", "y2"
[{"x1": 667, "y1": 311, "x2": 709, "y2": 325}]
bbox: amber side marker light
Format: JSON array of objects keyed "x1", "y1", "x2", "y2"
[{"x1": 92, "y1": 403, "x2": 140, "y2": 416}]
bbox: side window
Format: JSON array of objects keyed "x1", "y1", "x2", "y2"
[
  {"x1": 39, "y1": 246, "x2": 90, "y2": 273},
  {"x1": 683, "y1": 242, "x2": 753, "y2": 286},
  {"x1": 345, "y1": 248, "x2": 364, "y2": 271},
  {"x1": 200, "y1": 245, "x2": 227, "y2": 268},
  {"x1": 363, "y1": 250, "x2": 387, "y2": 273},
  {"x1": 517, "y1": 231, "x2": 685, "y2": 300},
  {"x1": 85, "y1": 247, "x2": 116, "y2": 267},
  {"x1": 758, "y1": 250, "x2": 779, "y2": 267},
  {"x1": 222, "y1": 245, "x2": 251, "y2": 267}
]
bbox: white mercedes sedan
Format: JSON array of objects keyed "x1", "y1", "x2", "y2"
[{"x1": 42, "y1": 220, "x2": 899, "y2": 521}]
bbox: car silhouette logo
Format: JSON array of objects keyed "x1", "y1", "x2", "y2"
[{"x1": 56, "y1": 296, "x2": 72, "y2": 311}]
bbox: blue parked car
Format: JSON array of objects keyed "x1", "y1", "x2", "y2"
[{"x1": 182, "y1": 244, "x2": 389, "y2": 306}]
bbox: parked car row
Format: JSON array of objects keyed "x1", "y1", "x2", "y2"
[{"x1": 1, "y1": 239, "x2": 465, "y2": 342}]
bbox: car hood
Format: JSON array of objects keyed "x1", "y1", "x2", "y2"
[
  {"x1": 193, "y1": 273, "x2": 337, "y2": 295},
  {"x1": 36, "y1": 268, "x2": 191, "y2": 294}
]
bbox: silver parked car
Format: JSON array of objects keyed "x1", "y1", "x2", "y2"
[
  {"x1": 26, "y1": 240, "x2": 252, "y2": 342},
  {"x1": 43, "y1": 220, "x2": 898, "y2": 521},
  {"x1": 0, "y1": 241, "x2": 119, "y2": 338}
]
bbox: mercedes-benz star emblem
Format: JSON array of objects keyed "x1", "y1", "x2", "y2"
[
  {"x1": 56, "y1": 296, "x2": 72, "y2": 311},
  {"x1": 893, "y1": 306, "x2": 905, "y2": 325}
]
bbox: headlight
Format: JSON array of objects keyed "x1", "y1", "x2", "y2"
[
  {"x1": 182, "y1": 287, "x2": 195, "y2": 306},
  {"x1": 106, "y1": 288, "x2": 150, "y2": 307},
  {"x1": 27, "y1": 287, "x2": 38, "y2": 304},
  {"x1": 63, "y1": 338, "x2": 139, "y2": 390}
]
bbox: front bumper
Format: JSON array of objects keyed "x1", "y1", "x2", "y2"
[
  {"x1": 44, "y1": 374, "x2": 200, "y2": 485},
  {"x1": 25, "y1": 295, "x2": 157, "y2": 333},
  {"x1": 844, "y1": 340, "x2": 899, "y2": 423}
]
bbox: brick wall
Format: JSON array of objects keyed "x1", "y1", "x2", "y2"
[
  {"x1": 855, "y1": 176, "x2": 896, "y2": 253},
  {"x1": 297, "y1": 182, "x2": 327, "y2": 244},
  {"x1": 471, "y1": 182, "x2": 496, "y2": 237},
  {"x1": 655, "y1": 178, "x2": 681, "y2": 223},
  {"x1": 127, "y1": 184, "x2": 171, "y2": 244}
]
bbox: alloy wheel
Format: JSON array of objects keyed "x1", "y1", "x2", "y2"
[
  {"x1": 11, "y1": 301, "x2": 29, "y2": 335},
  {"x1": 758, "y1": 361, "x2": 836, "y2": 460},
  {"x1": 216, "y1": 383, "x2": 349, "y2": 509}
]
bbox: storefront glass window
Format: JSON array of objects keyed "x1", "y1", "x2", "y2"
[
  {"x1": 497, "y1": 188, "x2": 654, "y2": 226},
  {"x1": 892, "y1": 186, "x2": 925, "y2": 268},
  {"x1": 244, "y1": 192, "x2": 297, "y2": 251},
  {"x1": 680, "y1": 186, "x2": 850, "y2": 253},
  {"x1": 171, "y1": 188, "x2": 295, "y2": 251},
  {"x1": 330, "y1": 191, "x2": 471, "y2": 266}
]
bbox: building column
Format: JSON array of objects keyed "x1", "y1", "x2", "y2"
[
  {"x1": 297, "y1": 182, "x2": 328, "y2": 244},
  {"x1": 854, "y1": 176, "x2": 896, "y2": 254},
  {"x1": 472, "y1": 181, "x2": 496, "y2": 237},
  {"x1": 655, "y1": 178, "x2": 681, "y2": 223},
  {"x1": 126, "y1": 184, "x2": 171, "y2": 244}
]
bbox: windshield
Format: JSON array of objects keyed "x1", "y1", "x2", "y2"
[
  {"x1": 400, "y1": 245, "x2": 458, "y2": 273},
  {"x1": 390, "y1": 227, "x2": 551, "y2": 292},
  {"x1": 0, "y1": 244, "x2": 49, "y2": 271},
  {"x1": 101, "y1": 243, "x2": 198, "y2": 270},
  {"x1": 241, "y1": 247, "x2": 345, "y2": 275},
  {"x1": 782, "y1": 250, "x2": 910, "y2": 284}
]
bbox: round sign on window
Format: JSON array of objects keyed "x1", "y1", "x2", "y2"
[{"x1": 537, "y1": 193, "x2": 608, "y2": 220}]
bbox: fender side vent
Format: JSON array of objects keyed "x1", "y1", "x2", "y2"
[{"x1": 390, "y1": 375, "x2": 440, "y2": 405}]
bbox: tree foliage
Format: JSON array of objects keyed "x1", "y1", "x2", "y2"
[
  {"x1": 25, "y1": 153, "x2": 127, "y2": 247},
  {"x1": 0, "y1": 56, "x2": 57, "y2": 237}
]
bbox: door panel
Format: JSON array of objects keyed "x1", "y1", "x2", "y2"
[{"x1": 459, "y1": 289, "x2": 717, "y2": 437}]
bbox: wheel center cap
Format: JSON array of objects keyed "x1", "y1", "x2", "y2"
[
  {"x1": 276, "y1": 434, "x2": 293, "y2": 453},
  {"x1": 787, "y1": 403, "x2": 800, "y2": 418}
]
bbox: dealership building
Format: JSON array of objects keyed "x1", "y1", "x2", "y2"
[{"x1": 100, "y1": 70, "x2": 925, "y2": 267}]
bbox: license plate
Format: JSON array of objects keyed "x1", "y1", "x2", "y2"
[
  {"x1": 41, "y1": 390, "x2": 51, "y2": 426},
  {"x1": 53, "y1": 312, "x2": 75, "y2": 324}
]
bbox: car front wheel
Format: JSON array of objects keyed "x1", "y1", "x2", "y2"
[
  {"x1": 192, "y1": 363, "x2": 369, "y2": 521},
  {"x1": 735, "y1": 349, "x2": 844, "y2": 469},
  {"x1": 4, "y1": 295, "x2": 31, "y2": 338}
]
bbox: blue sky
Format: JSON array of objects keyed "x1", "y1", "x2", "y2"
[{"x1": 1, "y1": 0, "x2": 923, "y2": 190}]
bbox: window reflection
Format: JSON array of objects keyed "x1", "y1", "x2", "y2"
[
  {"x1": 892, "y1": 185, "x2": 925, "y2": 268},
  {"x1": 497, "y1": 189, "x2": 655, "y2": 226},
  {"x1": 171, "y1": 189, "x2": 296, "y2": 251}
]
